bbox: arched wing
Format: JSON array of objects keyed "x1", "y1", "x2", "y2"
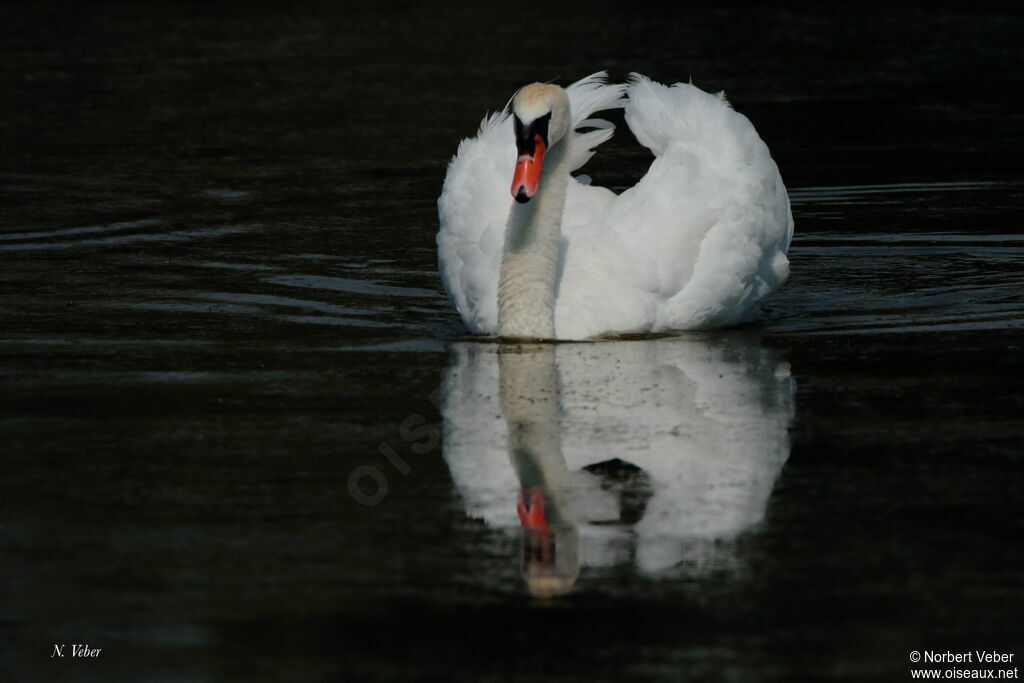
[
  {"x1": 437, "y1": 110, "x2": 513, "y2": 334},
  {"x1": 557, "y1": 75, "x2": 793, "y2": 335}
]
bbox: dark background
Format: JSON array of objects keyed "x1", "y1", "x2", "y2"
[{"x1": 2, "y1": 2, "x2": 1022, "y2": 681}]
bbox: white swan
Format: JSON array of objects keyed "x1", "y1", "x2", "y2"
[{"x1": 437, "y1": 72, "x2": 794, "y2": 340}]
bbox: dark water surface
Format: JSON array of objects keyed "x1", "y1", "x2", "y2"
[{"x1": 3, "y1": 2, "x2": 1023, "y2": 681}]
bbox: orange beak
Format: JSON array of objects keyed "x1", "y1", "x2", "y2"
[
  {"x1": 517, "y1": 487, "x2": 549, "y2": 531},
  {"x1": 511, "y1": 134, "x2": 547, "y2": 203}
]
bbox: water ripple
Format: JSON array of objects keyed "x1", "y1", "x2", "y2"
[
  {"x1": 0, "y1": 224, "x2": 259, "y2": 251},
  {"x1": 265, "y1": 273, "x2": 443, "y2": 299}
]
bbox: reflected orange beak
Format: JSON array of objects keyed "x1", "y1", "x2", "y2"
[
  {"x1": 511, "y1": 134, "x2": 547, "y2": 203},
  {"x1": 517, "y1": 487, "x2": 549, "y2": 531}
]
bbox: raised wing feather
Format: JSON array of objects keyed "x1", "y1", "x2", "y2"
[{"x1": 556, "y1": 75, "x2": 792, "y2": 336}]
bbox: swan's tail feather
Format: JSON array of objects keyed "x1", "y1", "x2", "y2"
[{"x1": 566, "y1": 71, "x2": 626, "y2": 172}]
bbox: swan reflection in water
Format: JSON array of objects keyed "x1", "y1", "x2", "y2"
[{"x1": 441, "y1": 336, "x2": 794, "y2": 597}]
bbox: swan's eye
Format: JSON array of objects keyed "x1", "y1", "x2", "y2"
[{"x1": 514, "y1": 112, "x2": 552, "y2": 155}]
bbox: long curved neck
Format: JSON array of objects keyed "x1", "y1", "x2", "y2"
[{"x1": 497, "y1": 139, "x2": 570, "y2": 339}]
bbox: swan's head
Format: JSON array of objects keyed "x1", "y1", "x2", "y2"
[{"x1": 509, "y1": 83, "x2": 571, "y2": 203}]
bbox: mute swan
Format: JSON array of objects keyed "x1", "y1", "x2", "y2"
[{"x1": 437, "y1": 72, "x2": 794, "y2": 340}]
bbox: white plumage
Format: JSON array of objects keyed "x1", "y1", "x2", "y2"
[{"x1": 437, "y1": 72, "x2": 793, "y2": 340}]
